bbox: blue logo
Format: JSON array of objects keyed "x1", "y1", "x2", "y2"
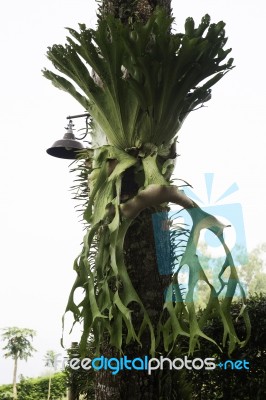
[
  {"x1": 217, "y1": 359, "x2": 250, "y2": 370},
  {"x1": 152, "y1": 173, "x2": 248, "y2": 301}
]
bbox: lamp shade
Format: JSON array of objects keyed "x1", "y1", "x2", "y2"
[{"x1": 46, "y1": 121, "x2": 84, "y2": 159}]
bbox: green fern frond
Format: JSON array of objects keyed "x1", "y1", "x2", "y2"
[
  {"x1": 44, "y1": 9, "x2": 249, "y2": 358},
  {"x1": 43, "y1": 8, "x2": 234, "y2": 150}
]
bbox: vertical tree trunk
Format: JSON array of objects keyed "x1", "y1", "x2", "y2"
[
  {"x1": 68, "y1": 388, "x2": 79, "y2": 400},
  {"x1": 47, "y1": 373, "x2": 52, "y2": 400},
  {"x1": 93, "y1": 1, "x2": 174, "y2": 399},
  {"x1": 13, "y1": 356, "x2": 18, "y2": 400},
  {"x1": 67, "y1": 342, "x2": 83, "y2": 400},
  {"x1": 94, "y1": 208, "x2": 174, "y2": 399},
  {"x1": 99, "y1": 0, "x2": 172, "y2": 24}
]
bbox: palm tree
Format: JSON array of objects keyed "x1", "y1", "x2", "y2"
[
  {"x1": 44, "y1": 350, "x2": 59, "y2": 400},
  {"x1": 1, "y1": 327, "x2": 36, "y2": 400},
  {"x1": 43, "y1": 1, "x2": 250, "y2": 398}
]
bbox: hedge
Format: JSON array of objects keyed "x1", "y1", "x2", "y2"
[{"x1": 0, "y1": 372, "x2": 67, "y2": 400}]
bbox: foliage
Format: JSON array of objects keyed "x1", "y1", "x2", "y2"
[
  {"x1": 0, "y1": 386, "x2": 13, "y2": 400},
  {"x1": 61, "y1": 295, "x2": 266, "y2": 400},
  {"x1": 64, "y1": 342, "x2": 95, "y2": 399},
  {"x1": 193, "y1": 242, "x2": 266, "y2": 309},
  {"x1": 44, "y1": 350, "x2": 60, "y2": 400},
  {"x1": 1, "y1": 327, "x2": 36, "y2": 399},
  {"x1": 187, "y1": 293, "x2": 266, "y2": 399},
  {"x1": 43, "y1": 8, "x2": 233, "y2": 150},
  {"x1": 159, "y1": 367, "x2": 193, "y2": 400},
  {"x1": 43, "y1": 8, "x2": 249, "y2": 358},
  {"x1": 1, "y1": 327, "x2": 36, "y2": 362},
  {"x1": 18, "y1": 373, "x2": 67, "y2": 400},
  {"x1": 238, "y1": 243, "x2": 266, "y2": 295},
  {"x1": 0, "y1": 373, "x2": 67, "y2": 400},
  {"x1": 44, "y1": 350, "x2": 59, "y2": 369}
]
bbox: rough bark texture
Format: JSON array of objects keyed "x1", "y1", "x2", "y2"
[
  {"x1": 99, "y1": 0, "x2": 172, "y2": 24},
  {"x1": 94, "y1": 210, "x2": 173, "y2": 400},
  {"x1": 94, "y1": 1, "x2": 173, "y2": 399}
]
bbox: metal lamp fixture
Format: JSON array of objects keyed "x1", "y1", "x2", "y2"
[{"x1": 46, "y1": 113, "x2": 90, "y2": 159}]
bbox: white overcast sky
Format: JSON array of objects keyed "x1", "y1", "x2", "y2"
[{"x1": 0, "y1": 0, "x2": 265, "y2": 384}]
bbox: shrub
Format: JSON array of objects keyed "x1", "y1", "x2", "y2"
[
  {"x1": 0, "y1": 372, "x2": 67, "y2": 400},
  {"x1": 188, "y1": 293, "x2": 266, "y2": 399}
]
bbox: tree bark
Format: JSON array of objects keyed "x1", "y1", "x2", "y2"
[
  {"x1": 67, "y1": 342, "x2": 81, "y2": 400},
  {"x1": 93, "y1": 2, "x2": 174, "y2": 399},
  {"x1": 99, "y1": 0, "x2": 172, "y2": 24},
  {"x1": 47, "y1": 373, "x2": 52, "y2": 400},
  {"x1": 13, "y1": 356, "x2": 18, "y2": 400},
  {"x1": 94, "y1": 208, "x2": 174, "y2": 399}
]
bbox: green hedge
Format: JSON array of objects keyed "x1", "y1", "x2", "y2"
[
  {"x1": 0, "y1": 372, "x2": 67, "y2": 400},
  {"x1": 0, "y1": 385, "x2": 13, "y2": 400},
  {"x1": 188, "y1": 293, "x2": 266, "y2": 399}
]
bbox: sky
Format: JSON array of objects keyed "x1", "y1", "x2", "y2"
[{"x1": 0, "y1": 0, "x2": 265, "y2": 385}]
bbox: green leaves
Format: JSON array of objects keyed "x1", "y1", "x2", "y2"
[
  {"x1": 1, "y1": 327, "x2": 36, "y2": 361},
  {"x1": 65, "y1": 143, "x2": 250, "y2": 357},
  {"x1": 179, "y1": 207, "x2": 250, "y2": 354},
  {"x1": 44, "y1": 8, "x2": 247, "y2": 357},
  {"x1": 43, "y1": 8, "x2": 234, "y2": 150},
  {"x1": 64, "y1": 148, "x2": 157, "y2": 355}
]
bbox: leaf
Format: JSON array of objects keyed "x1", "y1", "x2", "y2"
[
  {"x1": 44, "y1": 8, "x2": 233, "y2": 150},
  {"x1": 44, "y1": 9, "x2": 246, "y2": 358}
]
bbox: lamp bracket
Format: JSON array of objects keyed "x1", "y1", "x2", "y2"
[{"x1": 66, "y1": 113, "x2": 90, "y2": 140}]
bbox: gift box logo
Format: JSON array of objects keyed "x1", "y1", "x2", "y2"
[{"x1": 152, "y1": 173, "x2": 248, "y2": 300}]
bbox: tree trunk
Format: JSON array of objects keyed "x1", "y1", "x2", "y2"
[
  {"x1": 13, "y1": 356, "x2": 18, "y2": 400},
  {"x1": 93, "y1": 2, "x2": 175, "y2": 399},
  {"x1": 68, "y1": 388, "x2": 79, "y2": 400},
  {"x1": 94, "y1": 209, "x2": 174, "y2": 399},
  {"x1": 47, "y1": 373, "x2": 52, "y2": 400},
  {"x1": 99, "y1": 0, "x2": 172, "y2": 24}
]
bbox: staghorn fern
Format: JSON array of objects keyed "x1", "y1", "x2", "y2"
[{"x1": 43, "y1": 8, "x2": 250, "y2": 356}]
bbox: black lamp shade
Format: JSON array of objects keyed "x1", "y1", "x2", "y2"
[
  {"x1": 46, "y1": 122, "x2": 84, "y2": 159},
  {"x1": 46, "y1": 138, "x2": 84, "y2": 159}
]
